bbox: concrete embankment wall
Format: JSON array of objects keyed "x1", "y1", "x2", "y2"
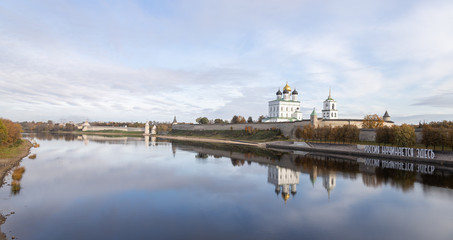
[
  {"x1": 266, "y1": 142, "x2": 453, "y2": 166},
  {"x1": 174, "y1": 123, "x2": 424, "y2": 143}
]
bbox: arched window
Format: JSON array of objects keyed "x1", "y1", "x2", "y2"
[
  {"x1": 332, "y1": 104, "x2": 335, "y2": 110},
  {"x1": 331, "y1": 113, "x2": 333, "y2": 117}
]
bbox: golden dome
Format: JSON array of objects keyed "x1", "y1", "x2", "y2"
[
  {"x1": 282, "y1": 192, "x2": 290, "y2": 201},
  {"x1": 283, "y1": 82, "x2": 291, "y2": 92}
]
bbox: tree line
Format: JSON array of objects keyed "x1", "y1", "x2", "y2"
[
  {"x1": 421, "y1": 121, "x2": 453, "y2": 150},
  {"x1": 375, "y1": 124, "x2": 416, "y2": 147},
  {"x1": 295, "y1": 124, "x2": 360, "y2": 144},
  {"x1": 195, "y1": 115, "x2": 266, "y2": 124},
  {"x1": 0, "y1": 118, "x2": 23, "y2": 147},
  {"x1": 295, "y1": 123, "x2": 420, "y2": 147}
]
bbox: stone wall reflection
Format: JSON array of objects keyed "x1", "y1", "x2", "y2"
[{"x1": 168, "y1": 140, "x2": 453, "y2": 199}]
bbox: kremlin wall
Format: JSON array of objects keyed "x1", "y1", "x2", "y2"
[{"x1": 172, "y1": 82, "x2": 399, "y2": 142}]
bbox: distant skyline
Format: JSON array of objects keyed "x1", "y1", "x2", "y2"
[{"x1": 1, "y1": 0, "x2": 452, "y2": 124}]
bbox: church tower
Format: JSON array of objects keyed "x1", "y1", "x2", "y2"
[
  {"x1": 323, "y1": 171, "x2": 336, "y2": 200},
  {"x1": 322, "y1": 88, "x2": 338, "y2": 119}
]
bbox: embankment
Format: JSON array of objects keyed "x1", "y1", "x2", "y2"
[
  {"x1": 157, "y1": 135, "x2": 266, "y2": 148},
  {"x1": 159, "y1": 134, "x2": 453, "y2": 166},
  {"x1": 267, "y1": 142, "x2": 453, "y2": 166}
]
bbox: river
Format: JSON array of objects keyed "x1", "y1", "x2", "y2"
[{"x1": 0, "y1": 133, "x2": 452, "y2": 240}]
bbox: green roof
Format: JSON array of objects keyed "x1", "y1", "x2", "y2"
[{"x1": 310, "y1": 108, "x2": 317, "y2": 116}]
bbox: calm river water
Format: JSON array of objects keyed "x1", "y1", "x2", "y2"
[{"x1": 1, "y1": 133, "x2": 453, "y2": 240}]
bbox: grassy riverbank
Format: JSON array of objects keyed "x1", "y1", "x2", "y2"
[
  {"x1": 168, "y1": 129, "x2": 288, "y2": 142},
  {"x1": 0, "y1": 140, "x2": 32, "y2": 186}
]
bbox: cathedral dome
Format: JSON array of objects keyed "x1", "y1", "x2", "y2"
[
  {"x1": 292, "y1": 89, "x2": 298, "y2": 95},
  {"x1": 283, "y1": 83, "x2": 291, "y2": 92},
  {"x1": 282, "y1": 192, "x2": 290, "y2": 202},
  {"x1": 276, "y1": 89, "x2": 282, "y2": 95}
]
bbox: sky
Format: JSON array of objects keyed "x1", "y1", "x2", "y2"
[{"x1": 1, "y1": 0, "x2": 452, "y2": 124}]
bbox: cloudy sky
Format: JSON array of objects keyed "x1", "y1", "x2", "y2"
[{"x1": 1, "y1": 0, "x2": 452, "y2": 124}]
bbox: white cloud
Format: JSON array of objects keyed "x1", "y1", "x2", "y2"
[{"x1": 1, "y1": 0, "x2": 453, "y2": 123}]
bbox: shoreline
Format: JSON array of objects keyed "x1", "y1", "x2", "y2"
[
  {"x1": 157, "y1": 135, "x2": 453, "y2": 166},
  {"x1": 267, "y1": 141, "x2": 453, "y2": 166},
  {"x1": 25, "y1": 131, "x2": 144, "y2": 137},
  {"x1": 0, "y1": 140, "x2": 33, "y2": 187},
  {"x1": 157, "y1": 135, "x2": 267, "y2": 148}
]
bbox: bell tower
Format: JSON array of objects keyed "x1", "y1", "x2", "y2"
[{"x1": 322, "y1": 88, "x2": 338, "y2": 119}]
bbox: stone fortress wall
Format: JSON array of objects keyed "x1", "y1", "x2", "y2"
[
  {"x1": 83, "y1": 126, "x2": 144, "y2": 132},
  {"x1": 173, "y1": 121, "x2": 423, "y2": 143},
  {"x1": 173, "y1": 121, "x2": 311, "y2": 138}
]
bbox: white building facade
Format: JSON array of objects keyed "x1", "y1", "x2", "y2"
[
  {"x1": 322, "y1": 88, "x2": 338, "y2": 119},
  {"x1": 264, "y1": 83, "x2": 303, "y2": 122},
  {"x1": 267, "y1": 165, "x2": 300, "y2": 203}
]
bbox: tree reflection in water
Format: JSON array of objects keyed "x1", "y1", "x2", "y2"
[{"x1": 177, "y1": 139, "x2": 453, "y2": 195}]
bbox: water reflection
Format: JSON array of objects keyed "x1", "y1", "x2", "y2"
[
  {"x1": 1, "y1": 133, "x2": 452, "y2": 240},
  {"x1": 268, "y1": 166, "x2": 300, "y2": 203},
  {"x1": 25, "y1": 132, "x2": 160, "y2": 147},
  {"x1": 11, "y1": 167, "x2": 26, "y2": 195},
  {"x1": 169, "y1": 140, "x2": 453, "y2": 193}
]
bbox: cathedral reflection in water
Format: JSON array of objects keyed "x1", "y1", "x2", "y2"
[{"x1": 268, "y1": 165, "x2": 336, "y2": 203}]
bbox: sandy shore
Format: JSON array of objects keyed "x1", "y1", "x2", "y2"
[
  {"x1": 0, "y1": 140, "x2": 33, "y2": 187},
  {"x1": 157, "y1": 135, "x2": 268, "y2": 148}
]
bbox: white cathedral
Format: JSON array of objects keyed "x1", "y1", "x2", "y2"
[
  {"x1": 264, "y1": 83, "x2": 303, "y2": 122},
  {"x1": 264, "y1": 83, "x2": 338, "y2": 122}
]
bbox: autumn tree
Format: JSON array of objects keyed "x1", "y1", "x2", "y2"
[
  {"x1": 1, "y1": 119, "x2": 22, "y2": 145},
  {"x1": 393, "y1": 124, "x2": 416, "y2": 147},
  {"x1": 362, "y1": 114, "x2": 384, "y2": 128},
  {"x1": 299, "y1": 124, "x2": 315, "y2": 140},
  {"x1": 231, "y1": 115, "x2": 246, "y2": 124},
  {"x1": 448, "y1": 129, "x2": 453, "y2": 151},
  {"x1": 214, "y1": 119, "x2": 225, "y2": 124},
  {"x1": 0, "y1": 120, "x2": 7, "y2": 145},
  {"x1": 196, "y1": 117, "x2": 209, "y2": 124},
  {"x1": 257, "y1": 115, "x2": 265, "y2": 123},
  {"x1": 295, "y1": 127, "x2": 303, "y2": 140},
  {"x1": 376, "y1": 126, "x2": 394, "y2": 144},
  {"x1": 247, "y1": 116, "x2": 253, "y2": 123},
  {"x1": 335, "y1": 125, "x2": 360, "y2": 143}
]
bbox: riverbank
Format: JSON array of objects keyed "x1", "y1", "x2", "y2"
[
  {"x1": 168, "y1": 129, "x2": 287, "y2": 142},
  {"x1": 267, "y1": 141, "x2": 453, "y2": 166},
  {"x1": 32, "y1": 130, "x2": 144, "y2": 137},
  {"x1": 158, "y1": 135, "x2": 453, "y2": 166},
  {"x1": 157, "y1": 135, "x2": 271, "y2": 148},
  {"x1": 0, "y1": 140, "x2": 33, "y2": 186}
]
